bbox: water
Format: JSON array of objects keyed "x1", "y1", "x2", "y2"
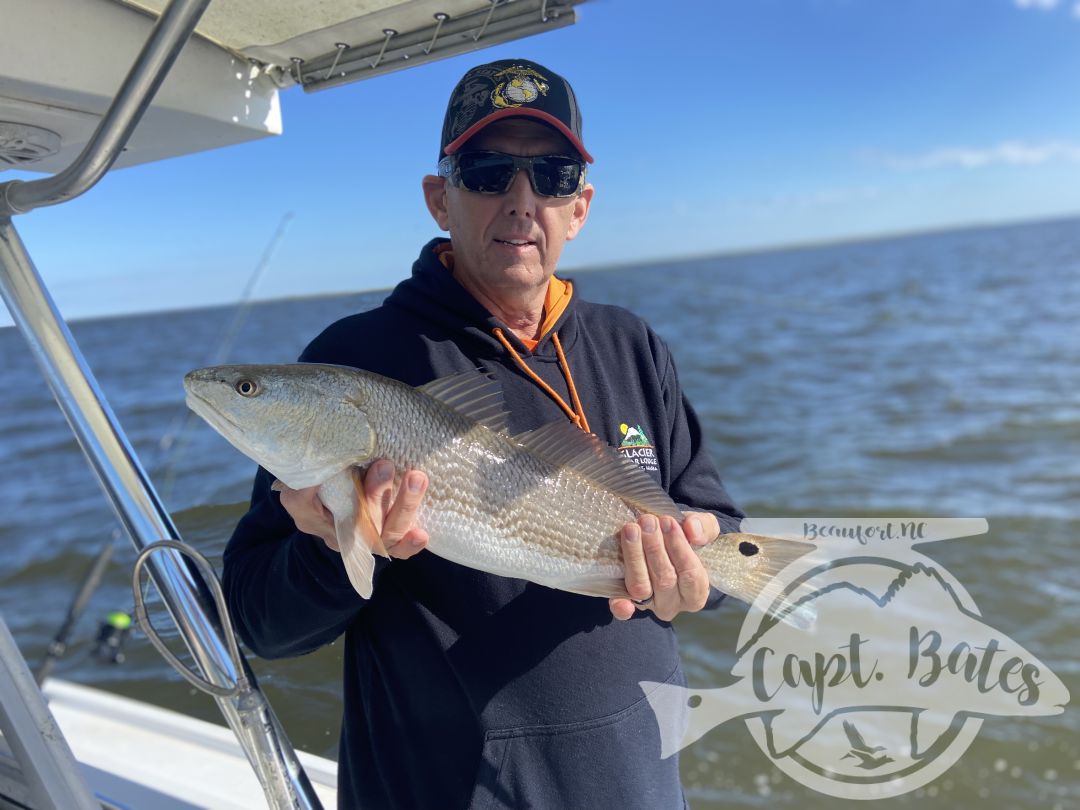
[{"x1": 1, "y1": 217, "x2": 1077, "y2": 807}]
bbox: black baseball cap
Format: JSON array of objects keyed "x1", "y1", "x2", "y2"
[{"x1": 440, "y1": 58, "x2": 593, "y2": 163}]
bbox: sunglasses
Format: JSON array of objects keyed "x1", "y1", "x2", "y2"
[{"x1": 438, "y1": 151, "x2": 586, "y2": 198}]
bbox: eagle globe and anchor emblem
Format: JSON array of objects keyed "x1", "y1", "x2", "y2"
[
  {"x1": 641, "y1": 518, "x2": 1071, "y2": 800},
  {"x1": 490, "y1": 66, "x2": 550, "y2": 109}
]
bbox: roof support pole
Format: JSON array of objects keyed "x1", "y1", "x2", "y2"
[
  {"x1": 0, "y1": 215, "x2": 322, "y2": 810},
  {"x1": 0, "y1": 0, "x2": 325, "y2": 806}
]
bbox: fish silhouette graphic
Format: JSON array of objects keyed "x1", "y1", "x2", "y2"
[{"x1": 641, "y1": 559, "x2": 1070, "y2": 791}]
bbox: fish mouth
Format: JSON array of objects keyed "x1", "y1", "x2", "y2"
[{"x1": 184, "y1": 389, "x2": 244, "y2": 435}]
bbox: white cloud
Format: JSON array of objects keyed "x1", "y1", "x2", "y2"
[
  {"x1": 864, "y1": 140, "x2": 1080, "y2": 170},
  {"x1": 1014, "y1": 0, "x2": 1080, "y2": 18}
]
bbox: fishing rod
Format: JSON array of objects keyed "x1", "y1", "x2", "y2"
[
  {"x1": 34, "y1": 537, "x2": 115, "y2": 685},
  {"x1": 158, "y1": 210, "x2": 294, "y2": 501}
]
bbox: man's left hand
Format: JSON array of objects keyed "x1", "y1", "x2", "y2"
[{"x1": 611, "y1": 511, "x2": 720, "y2": 622}]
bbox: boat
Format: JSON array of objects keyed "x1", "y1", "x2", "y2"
[{"x1": 0, "y1": 1, "x2": 583, "y2": 807}]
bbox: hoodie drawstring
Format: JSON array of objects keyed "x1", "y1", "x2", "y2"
[{"x1": 492, "y1": 328, "x2": 591, "y2": 433}]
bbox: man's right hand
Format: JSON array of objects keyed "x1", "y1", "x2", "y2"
[{"x1": 275, "y1": 459, "x2": 429, "y2": 560}]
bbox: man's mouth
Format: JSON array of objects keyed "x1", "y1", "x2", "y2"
[{"x1": 494, "y1": 238, "x2": 535, "y2": 247}]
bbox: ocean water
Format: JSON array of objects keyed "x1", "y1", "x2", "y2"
[{"x1": 1, "y1": 217, "x2": 1077, "y2": 808}]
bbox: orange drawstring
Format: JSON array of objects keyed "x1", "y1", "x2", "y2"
[
  {"x1": 492, "y1": 327, "x2": 591, "y2": 433},
  {"x1": 552, "y1": 334, "x2": 590, "y2": 433}
]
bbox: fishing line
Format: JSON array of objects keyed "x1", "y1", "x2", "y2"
[{"x1": 158, "y1": 211, "x2": 294, "y2": 504}]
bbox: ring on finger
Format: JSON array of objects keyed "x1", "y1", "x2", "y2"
[{"x1": 631, "y1": 594, "x2": 654, "y2": 606}]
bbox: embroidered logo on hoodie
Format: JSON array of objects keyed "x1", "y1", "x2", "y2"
[{"x1": 618, "y1": 423, "x2": 659, "y2": 473}]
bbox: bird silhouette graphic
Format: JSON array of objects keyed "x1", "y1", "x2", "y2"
[{"x1": 839, "y1": 720, "x2": 894, "y2": 770}]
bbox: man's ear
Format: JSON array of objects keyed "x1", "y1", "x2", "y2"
[
  {"x1": 565, "y1": 183, "x2": 594, "y2": 241},
  {"x1": 422, "y1": 175, "x2": 450, "y2": 231}
]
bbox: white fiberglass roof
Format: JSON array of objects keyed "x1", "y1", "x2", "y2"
[
  {"x1": 119, "y1": 0, "x2": 580, "y2": 90},
  {"x1": 0, "y1": 0, "x2": 579, "y2": 172}
]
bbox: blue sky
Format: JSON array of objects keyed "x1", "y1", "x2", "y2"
[{"x1": 4, "y1": 0, "x2": 1080, "y2": 325}]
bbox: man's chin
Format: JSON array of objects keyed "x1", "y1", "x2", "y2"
[
  {"x1": 485, "y1": 255, "x2": 549, "y2": 285},
  {"x1": 453, "y1": 250, "x2": 553, "y2": 294}
]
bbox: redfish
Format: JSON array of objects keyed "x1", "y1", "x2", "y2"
[{"x1": 184, "y1": 364, "x2": 806, "y2": 602}]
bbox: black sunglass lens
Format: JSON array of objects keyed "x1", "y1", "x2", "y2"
[
  {"x1": 532, "y1": 157, "x2": 582, "y2": 197},
  {"x1": 453, "y1": 153, "x2": 583, "y2": 196},
  {"x1": 457, "y1": 154, "x2": 515, "y2": 193}
]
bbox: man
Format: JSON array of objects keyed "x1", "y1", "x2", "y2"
[{"x1": 223, "y1": 59, "x2": 743, "y2": 809}]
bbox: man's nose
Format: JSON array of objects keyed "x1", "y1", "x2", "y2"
[{"x1": 501, "y1": 168, "x2": 537, "y2": 217}]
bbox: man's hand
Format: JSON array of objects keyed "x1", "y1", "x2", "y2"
[
  {"x1": 276, "y1": 459, "x2": 429, "y2": 560},
  {"x1": 610, "y1": 511, "x2": 720, "y2": 622}
]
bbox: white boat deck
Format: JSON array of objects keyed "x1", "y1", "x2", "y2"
[{"x1": 2, "y1": 679, "x2": 337, "y2": 809}]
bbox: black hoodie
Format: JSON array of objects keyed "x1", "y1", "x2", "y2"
[{"x1": 222, "y1": 238, "x2": 744, "y2": 810}]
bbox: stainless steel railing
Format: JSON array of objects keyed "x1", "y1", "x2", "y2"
[{"x1": 0, "y1": 0, "x2": 323, "y2": 806}]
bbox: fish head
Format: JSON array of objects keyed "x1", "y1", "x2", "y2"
[{"x1": 184, "y1": 363, "x2": 376, "y2": 489}]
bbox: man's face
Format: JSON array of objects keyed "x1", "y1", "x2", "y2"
[{"x1": 423, "y1": 118, "x2": 593, "y2": 298}]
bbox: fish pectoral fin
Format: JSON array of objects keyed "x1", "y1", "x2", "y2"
[
  {"x1": 557, "y1": 574, "x2": 631, "y2": 600},
  {"x1": 351, "y1": 467, "x2": 389, "y2": 558},
  {"x1": 319, "y1": 471, "x2": 377, "y2": 599},
  {"x1": 335, "y1": 512, "x2": 376, "y2": 599}
]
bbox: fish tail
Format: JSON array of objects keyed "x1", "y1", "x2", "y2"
[{"x1": 701, "y1": 532, "x2": 814, "y2": 617}]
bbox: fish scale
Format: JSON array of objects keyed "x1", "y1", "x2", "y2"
[
  {"x1": 184, "y1": 363, "x2": 808, "y2": 604},
  {"x1": 366, "y1": 396, "x2": 631, "y2": 584}
]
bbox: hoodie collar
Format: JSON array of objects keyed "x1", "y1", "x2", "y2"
[
  {"x1": 386, "y1": 237, "x2": 579, "y2": 360},
  {"x1": 386, "y1": 238, "x2": 590, "y2": 431},
  {"x1": 434, "y1": 243, "x2": 574, "y2": 351}
]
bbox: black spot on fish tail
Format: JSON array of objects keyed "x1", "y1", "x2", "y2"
[{"x1": 738, "y1": 541, "x2": 759, "y2": 557}]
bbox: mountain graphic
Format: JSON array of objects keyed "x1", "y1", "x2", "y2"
[{"x1": 620, "y1": 424, "x2": 651, "y2": 447}]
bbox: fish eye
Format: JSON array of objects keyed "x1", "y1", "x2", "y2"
[{"x1": 235, "y1": 379, "x2": 259, "y2": 397}]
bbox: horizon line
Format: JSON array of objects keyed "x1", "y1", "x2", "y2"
[{"x1": 3, "y1": 208, "x2": 1077, "y2": 329}]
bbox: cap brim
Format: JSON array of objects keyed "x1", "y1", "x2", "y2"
[{"x1": 443, "y1": 108, "x2": 594, "y2": 163}]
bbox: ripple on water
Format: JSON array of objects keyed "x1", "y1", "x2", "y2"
[{"x1": 2, "y1": 220, "x2": 1078, "y2": 808}]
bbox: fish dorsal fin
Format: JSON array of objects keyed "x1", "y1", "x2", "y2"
[
  {"x1": 419, "y1": 369, "x2": 510, "y2": 434},
  {"x1": 513, "y1": 421, "x2": 682, "y2": 518}
]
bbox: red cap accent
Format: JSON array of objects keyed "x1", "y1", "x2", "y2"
[{"x1": 442, "y1": 108, "x2": 594, "y2": 163}]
